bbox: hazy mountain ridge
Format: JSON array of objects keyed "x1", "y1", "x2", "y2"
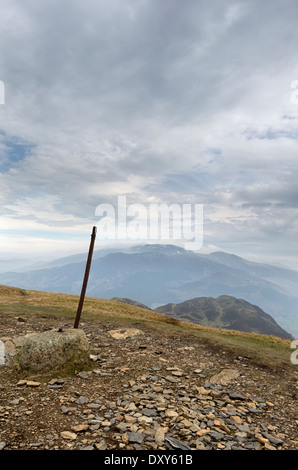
[
  {"x1": 0, "y1": 244, "x2": 297, "y2": 337},
  {"x1": 155, "y1": 295, "x2": 293, "y2": 340}
]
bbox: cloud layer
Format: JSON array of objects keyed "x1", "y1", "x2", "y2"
[{"x1": 0, "y1": 0, "x2": 298, "y2": 267}]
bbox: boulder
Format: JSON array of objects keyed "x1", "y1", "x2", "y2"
[{"x1": 16, "y1": 328, "x2": 90, "y2": 373}]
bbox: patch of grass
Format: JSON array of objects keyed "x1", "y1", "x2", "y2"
[
  {"x1": 0, "y1": 284, "x2": 294, "y2": 370},
  {"x1": 180, "y1": 324, "x2": 293, "y2": 366},
  {"x1": 18, "y1": 289, "x2": 28, "y2": 296}
]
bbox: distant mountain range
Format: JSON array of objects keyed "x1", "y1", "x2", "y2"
[
  {"x1": 0, "y1": 243, "x2": 297, "y2": 337},
  {"x1": 111, "y1": 294, "x2": 293, "y2": 339}
]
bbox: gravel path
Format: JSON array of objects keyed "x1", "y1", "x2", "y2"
[{"x1": 0, "y1": 313, "x2": 297, "y2": 451}]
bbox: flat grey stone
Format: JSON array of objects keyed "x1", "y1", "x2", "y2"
[{"x1": 127, "y1": 432, "x2": 146, "y2": 444}]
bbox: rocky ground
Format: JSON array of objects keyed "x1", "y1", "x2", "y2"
[{"x1": 0, "y1": 313, "x2": 298, "y2": 451}]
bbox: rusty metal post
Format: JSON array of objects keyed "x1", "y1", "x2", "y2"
[{"x1": 74, "y1": 226, "x2": 97, "y2": 328}]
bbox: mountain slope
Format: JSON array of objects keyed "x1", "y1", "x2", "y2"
[
  {"x1": 0, "y1": 284, "x2": 294, "y2": 364},
  {"x1": 1, "y1": 284, "x2": 297, "y2": 451},
  {"x1": 111, "y1": 297, "x2": 153, "y2": 310},
  {"x1": 155, "y1": 295, "x2": 293, "y2": 339},
  {"x1": 0, "y1": 244, "x2": 297, "y2": 337}
]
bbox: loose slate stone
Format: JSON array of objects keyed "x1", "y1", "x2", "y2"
[
  {"x1": 9, "y1": 399, "x2": 22, "y2": 405},
  {"x1": 72, "y1": 424, "x2": 89, "y2": 432},
  {"x1": 229, "y1": 392, "x2": 247, "y2": 401},
  {"x1": 248, "y1": 408, "x2": 264, "y2": 414},
  {"x1": 165, "y1": 436, "x2": 192, "y2": 450},
  {"x1": 76, "y1": 396, "x2": 89, "y2": 405},
  {"x1": 108, "y1": 329, "x2": 144, "y2": 339},
  {"x1": 208, "y1": 431, "x2": 225, "y2": 440},
  {"x1": 209, "y1": 369, "x2": 240, "y2": 385},
  {"x1": 16, "y1": 380, "x2": 27, "y2": 386},
  {"x1": 60, "y1": 431, "x2": 77, "y2": 440},
  {"x1": 127, "y1": 432, "x2": 146, "y2": 444},
  {"x1": 262, "y1": 433, "x2": 283, "y2": 446},
  {"x1": 94, "y1": 440, "x2": 107, "y2": 450},
  {"x1": 26, "y1": 381, "x2": 41, "y2": 387},
  {"x1": 165, "y1": 410, "x2": 179, "y2": 418}
]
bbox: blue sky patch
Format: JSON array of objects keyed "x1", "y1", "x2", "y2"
[{"x1": 0, "y1": 132, "x2": 34, "y2": 173}]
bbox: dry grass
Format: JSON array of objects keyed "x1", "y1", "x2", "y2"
[
  {"x1": 0, "y1": 284, "x2": 176, "y2": 323},
  {"x1": 0, "y1": 284, "x2": 294, "y2": 368}
]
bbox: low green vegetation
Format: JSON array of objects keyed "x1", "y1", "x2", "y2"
[{"x1": 156, "y1": 295, "x2": 292, "y2": 340}]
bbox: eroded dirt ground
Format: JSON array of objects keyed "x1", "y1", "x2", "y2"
[{"x1": 0, "y1": 312, "x2": 297, "y2": 451}]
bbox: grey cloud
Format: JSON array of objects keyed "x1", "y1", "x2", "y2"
[{"x1": 0, "y1": 0, "x2": 298, "y2": 265}]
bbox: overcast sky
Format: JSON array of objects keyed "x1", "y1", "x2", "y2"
[{"x1": 0, "y1": 0, "x2": 298, "y2": 269}]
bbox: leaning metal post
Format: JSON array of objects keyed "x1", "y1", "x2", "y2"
[{"x1": 74, "y1": 226, "x2": 97, "y2": 329}]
